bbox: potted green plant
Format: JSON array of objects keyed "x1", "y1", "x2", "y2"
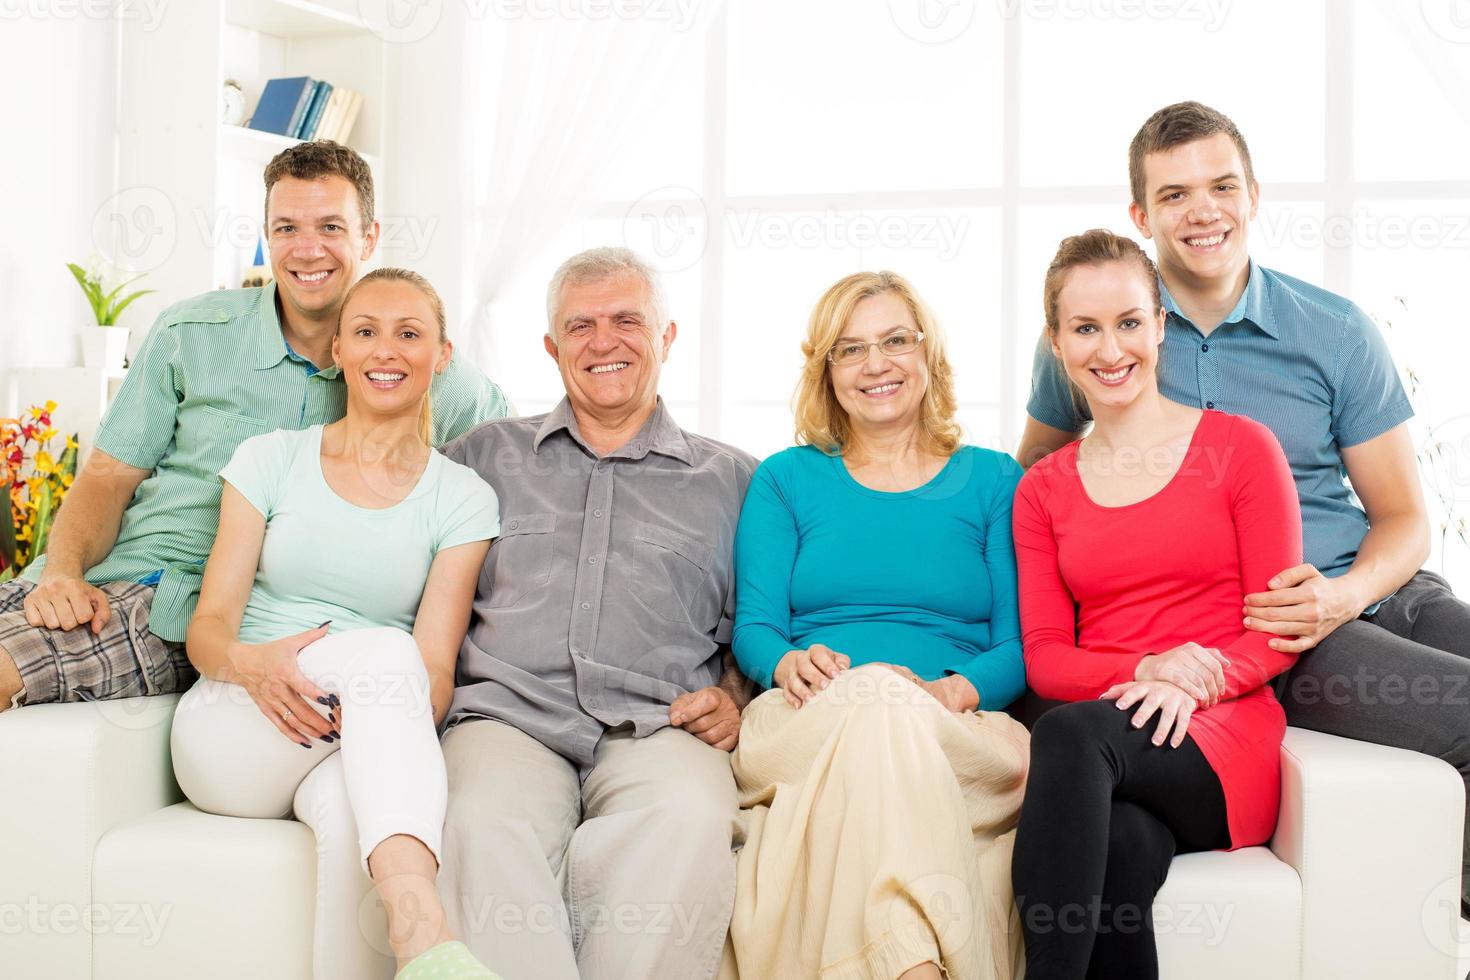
[{"x1": 67, "y1": 257, "x2": 153, "y2": 372}]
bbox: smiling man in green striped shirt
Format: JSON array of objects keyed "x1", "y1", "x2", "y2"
[{"x1": 0, "y1": 141, "x2": 509, "y2": 710}]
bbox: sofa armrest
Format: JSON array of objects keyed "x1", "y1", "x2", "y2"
[
  {"x1": 1272, "y1": 726, "x2": 1465, "y2": 980},
  {"x1": 0, "y1": 696, "x2": 184, "y2": 979}
]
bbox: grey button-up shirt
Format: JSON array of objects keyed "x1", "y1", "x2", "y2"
[{"x1": 442, "y1": 397, "x2": 756, "y2": 768}]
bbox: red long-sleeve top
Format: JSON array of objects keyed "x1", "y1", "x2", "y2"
[{"x1": 1013, "y1": 410, "x2": 1303, "y2": 848}]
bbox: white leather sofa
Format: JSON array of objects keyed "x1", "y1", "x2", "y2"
[{"x1": 2, "y1": 696, "x2": 1465, "y2": 979}]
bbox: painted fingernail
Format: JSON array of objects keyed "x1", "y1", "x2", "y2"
[
  {"x1": 329, "y1": 694, "x2": 340, "y2": 707},
  {"x1": 299, "y1": 742, "x2": 311, "y2": 749},
  {"x1": 329, "y1": 729, "x2": 339, "y2": 739},
  {"x1": 318, "y1": 620, "x2": 332, "y2": 629},
  {"x1": 316, "y1": 696, "x2": 331, "y2": 706},
  {"x1": 321, "y1": 734, "x2": 335, "y2": 743}
]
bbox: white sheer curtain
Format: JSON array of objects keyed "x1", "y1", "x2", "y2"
[{"x1": 461, "y1": 2, "x2": 723, "y2": 369}]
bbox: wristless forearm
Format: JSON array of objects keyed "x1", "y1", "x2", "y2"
[
  {"x1": 38, "y1": 487, "x2": 126, "y2": 579},
  {"x1": 186, "y1": 616, "x2": 246, "y2": 683},
  {"x1": 1343, "y1": 513, "x2": 1428, "y2": 610}
]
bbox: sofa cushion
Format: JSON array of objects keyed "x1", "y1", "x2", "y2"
[
  {"x1": 92, "y1": 802, "x2": 315, "y2": 980},
  {"x1": 1154, "y1": 847, "x2": 1301, "y2": 980}
]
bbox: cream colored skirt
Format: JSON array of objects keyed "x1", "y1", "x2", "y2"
[{"x1": 725, "y1": 664, "x2": 1030, "y2": 980}]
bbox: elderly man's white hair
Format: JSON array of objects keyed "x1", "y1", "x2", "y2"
[{"x1": 544, "y1": 246, "x2": 670, "y2": 337}]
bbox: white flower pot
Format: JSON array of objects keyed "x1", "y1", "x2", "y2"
[{"x1": 81, "y1": 326, "x2": 130, "y2": 372}]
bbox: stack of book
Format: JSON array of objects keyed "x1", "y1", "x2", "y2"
[{"x1": 245, "y1": 77, "x2": 364, "y2": 144}]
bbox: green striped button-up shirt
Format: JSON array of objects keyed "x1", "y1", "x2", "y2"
[{"x1": 24, "y1": 282, "x2": 511, "y2": 641}]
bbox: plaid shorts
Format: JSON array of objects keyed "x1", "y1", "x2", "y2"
[{"x1": 0, "y1": 579, "x2": 195, "y2": 706}]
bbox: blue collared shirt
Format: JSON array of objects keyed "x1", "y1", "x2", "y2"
[{"x1": 1027, "y1": 261, "x2": 1413, "y2": 585}]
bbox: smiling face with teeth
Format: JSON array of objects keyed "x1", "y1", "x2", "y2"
[
  {"x1": 1129, "y1": 133, "x2": 1258, "y2": 290},
  {"x1": 828, "y1": 291, "x2": 929, "y2": 438},
  {"x1": 333, "y1": 277, "x2": 450, "y2": 428},
  {"x1": 267, "y1": 175, "x2": 380, "y2": 328},
  {"x1": 1050, "y1": 260, "x2": 1167, "y2": 414},
  {"x1": 545, "y1": 271, "x2": 675, "y2": 427}
]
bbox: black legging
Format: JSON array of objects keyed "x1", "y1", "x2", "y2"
[{"x1": 1011, "y1": 698, "x2": 1232, "y2": 980}]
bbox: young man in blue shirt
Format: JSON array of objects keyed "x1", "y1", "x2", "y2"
[{"x1": 1018, "y1": 101, "x2": 1470, "y2": 917}]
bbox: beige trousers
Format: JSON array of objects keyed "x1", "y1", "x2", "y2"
[
  {"x1": 438, "y1": 719, "x2": 742, "y2": 980},
  {"x1": 728, "y1": 665, "x2": 1030, "y2": 980}
]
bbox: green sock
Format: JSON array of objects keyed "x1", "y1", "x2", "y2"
[{"x1": 393, "y1": 940, "x2": 503, "y2": 980}]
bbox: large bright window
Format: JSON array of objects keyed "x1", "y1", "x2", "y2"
[{"x1": 472, "y1": 0, "x2": 1470, "y2": 586}]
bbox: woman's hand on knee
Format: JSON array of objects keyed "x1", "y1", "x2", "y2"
[
  {"x1": 1135, "y1": 642, "x2": 1228, "y2": 707},
  {"x1": 773, "y1": 644, "x2": 850, "y2": 708},
  {"x1": 1099, "y1": 679, "x2": 1196, "y2": 748},
  {"x1": 231, "y1": 623, "x2": 337, "y2": 746}
]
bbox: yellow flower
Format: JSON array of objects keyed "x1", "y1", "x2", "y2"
[
  {"x1": 34, "y1": 451, "x2": 54, "y2": 473},
  {"x1": 65, "y1": 435, "x2": 79, "y2": 451},
  {"x1": 43, "y1": 400, "x2": 57, "y2": 413},
  {"x1": 61, "y1": 473, "x2": 74, "y2": 489},
  {"x1": 39, "y1": 428, "x2": 57, "y2": 443}
]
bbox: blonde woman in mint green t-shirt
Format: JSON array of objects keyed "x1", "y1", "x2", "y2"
[{"x1": 168, "y1": 270, "x2": 504, "y2": 980}]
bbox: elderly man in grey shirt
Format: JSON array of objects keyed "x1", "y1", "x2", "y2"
[{"x1": 437, "y1": 247, "x2": 757, "y2": 980}]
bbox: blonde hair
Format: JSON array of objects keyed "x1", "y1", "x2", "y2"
[
  {"x1": 338, "y1": 267, "x2": 448, "y2": 445},
  {"x1": 793, "y1": 270, "x2": 961, "y2": 457}
]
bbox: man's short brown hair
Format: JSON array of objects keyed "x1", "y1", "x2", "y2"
[
  {"x1": 1128, "y1": 101, "x2": 1256, "y2": 208},
  {"x1": 262, "y1": 140, "x2": 375, "y2": 230}
]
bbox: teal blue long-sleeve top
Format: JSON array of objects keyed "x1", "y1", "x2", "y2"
[{"x1": 732, "y1": 444, "x2": 1027, "y2": 710}]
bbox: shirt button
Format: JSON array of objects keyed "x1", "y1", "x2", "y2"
[
  {"x1": 593, "y1": 509, "x2": 603, "y2": 518},
  {"x1": 508, "y1": 520, "x2": 519, "y2": 530},
  {"x1": 1206, "y1": 401, "x2": 1216, "y2": 409},
  {"x1": 580, "y1": 601, "x2": 591, "y2": 610},
  {"x1": 1201, "y1": 343, "x2": 1210, "y2": 352},
  {"x1": 588, "y1": 556, "x2": 599, "y2": 565}
]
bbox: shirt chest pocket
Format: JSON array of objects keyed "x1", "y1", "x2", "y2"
[
  {"x1": 629, "y1": 520, "x2": 717, "y2": 625},
  {"x1": 483, "y1": 513, "x2": 557, "y2": 609},
  {"x1": 190, "y1": 405, "x2": 269, "y2": 476}
]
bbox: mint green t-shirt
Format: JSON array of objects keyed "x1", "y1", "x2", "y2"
[{"x1": 219, "y1": 426, "x2": 500, "y2": 644}]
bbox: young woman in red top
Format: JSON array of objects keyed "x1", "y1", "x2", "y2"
[{"x1": 1010, "y1": 229, "x2": 1302, "y2": 979}]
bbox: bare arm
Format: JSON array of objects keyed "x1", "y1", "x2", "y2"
[
  {"x1": 411, "y1": 540, "x2": 491, "y2": 727},
  {"x1": 1338, "y1": 424, "x2": 1430, "y2": 605},
  {"x1": 23, "y1": 450, "x2": 148, "y2": 632},
  {"x1": 187, "y1": 483, "x2": 333, "y2": 745},
  {"x1": 187, "y1": 484, "x2": 268, "y2": 682},
  {"x1": 1016, "y1": 415, "x2": 1082, "y2": 470}
]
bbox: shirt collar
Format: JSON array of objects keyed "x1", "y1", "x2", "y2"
[
  {"x1": 253, "y1": 281, "x2": 343, "y2": 377},
  {"x1": 533, "y1": 396, "x2": 695, "y2": 466},
  {"x1": 1159, "y1": 260, "x2": 1279, "y2": 340}
]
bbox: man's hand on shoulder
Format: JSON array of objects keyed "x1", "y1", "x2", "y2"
[{"x1": 670, "y1": 686, "x2": 741, "y2": 752}]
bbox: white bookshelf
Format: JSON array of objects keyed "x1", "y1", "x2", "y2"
[{"x1": 118, "y1": 0, "x2": 391, "y2": 301}]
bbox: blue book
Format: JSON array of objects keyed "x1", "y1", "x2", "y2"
[
  {"x1": 248, "y1": 77, "x2": 315, "y2": 137},
  {"x1": 297, "y1": 81, "x2": 333, "y2": 139}
]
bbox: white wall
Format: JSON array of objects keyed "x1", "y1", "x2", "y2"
[{"x1": 0, "y1": 15, "x2": 118, "y2": 381}]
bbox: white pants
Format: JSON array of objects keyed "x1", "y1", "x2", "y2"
[{"x1": 171, "y1": 626, "x2": 446, "y2": 980}]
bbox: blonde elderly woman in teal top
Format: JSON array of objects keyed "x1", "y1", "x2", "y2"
[
  {"x1": 728, "y1": 271, "x2": 1031, "y2": 980},
  {"x1": 169, "y1": 269, "x2": 502, "y2": 980}
]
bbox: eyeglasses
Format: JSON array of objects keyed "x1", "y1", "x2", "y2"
[{"x1": 826, "y1": 330, "x2": 925, "y2": 366}]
